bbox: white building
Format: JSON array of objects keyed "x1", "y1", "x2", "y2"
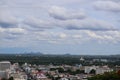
[
  {"x1": 0, "y1": 61, "x2": 11, "y2": 71},
  {"x1": 85, "y1": 66, "x2": 97, "y2": 74},
  {"x1": 96, "y1": 67, "x2": 113, "y2": 74},
  {"x1": 85, "y1": 66, "x2": 113, "y2": 75},
  {"x1": 80, "y1": 57, "x2": 85, "y2": 61},
  {"x1": 10, "y1": 73, "x2": 27, "y2": 80},
  {"x1": 100, "y1": 59, "x2": 108, "y2": 62}
]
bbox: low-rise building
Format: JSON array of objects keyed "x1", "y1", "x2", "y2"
[
  {"x1": 0, "y1": 61, "x2": 11, "y2": 71},
  {"x1": 0, "y1": 71, "x2": 9, "y2": 79},
  {"x1": 96, "y1": 66, "x2": 113, "y2": 74}
]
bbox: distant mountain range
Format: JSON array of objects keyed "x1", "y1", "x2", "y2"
[
  {"x1": 22, "y1": 52, "x2": 44, "y2": 56},
  {"x1": 0, "y1": 52, "x2": 120, "y2": 57}
]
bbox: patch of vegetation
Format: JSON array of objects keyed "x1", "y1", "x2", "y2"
[{"x1": 88, "y1": 72, "x2": 120, "y2": 80}]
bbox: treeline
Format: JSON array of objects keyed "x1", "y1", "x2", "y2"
[
  {"x1": 0, "y1": 55, "x2": 81, "y2": 65},
  {"x1": 0, "y1": 54, "x2": 120, "y2": 66}
]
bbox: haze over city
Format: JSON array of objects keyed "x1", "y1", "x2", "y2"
[{"x1": 0, "y1": 0, "x2": 120, "y2": 55}]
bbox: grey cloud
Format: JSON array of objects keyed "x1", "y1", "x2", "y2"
[
  {"x1": 0, "y1": 11, "x2": 18, "y2": 28},
  {"x1": 0, "y1": 27, "x2": 26, "y2": 41},
  {"x1": 23, "y1": 16, "x2": 118, "y2": 32},
  {"x1": 2, "y1": 33, "x2": 24, "y2": 41},
  {"x1": 97, "y1": 0, "x2": 120, "y2": 2},
  {"x1": 56, "y1": 19, "x2": 117, "y2": 31},
  {"x1": 93, "y1": 1, "x2": 120, "y2": 12},
  {"x1": 23, "y1": 17, "x2": 55, "y2": 31},
  {"x1": 0, "y1": 0, "x2": 5, "y2": 5},
  {"x1": 4, "y1": 36, "x2": 18, "y2": 40},
  {"x1": 0, "y1": 22, "x2": 15, "y2": 28},
  {"x1": 49, "y1": 6, "x2": 86, "y2": 20},
  {"x1": 0, "y1": 33, "x2": 19, "y2": 41}
]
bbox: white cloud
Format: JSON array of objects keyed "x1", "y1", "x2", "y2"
[
  {"x1": 0, "y1": 0, "x2": 120, "y2": 50},
  {"x1": 49, "y1": 6, "x2": 86, "y2": 20},
  {"x1": 0, "y1": 27, "x2": 5, "y2": 32},
  {"x1": 32, "y1": 29, "x2": 120, "y2": 44},
  {"x1": 7, "y1": 28, "x2": 26, "y2": 34},
  {"x1": 93, "y1": 1, "x2": 120, "y2": 12},
  {"x1": 85, "y1": 30, "x2": 120, "y2": 43},
  {"x1": 0, "y1": 27, "x2": 26, "y2": 34},
  {"x1": 59, "y1": 33, "x2": 67, "y2": 39},
  {"x1": 0, "y1": 27, "x2": 26, "y2": 42}
]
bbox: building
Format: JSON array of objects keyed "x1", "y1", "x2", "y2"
[
  {"x1": 0, "y1": 71, "x2": 9, "y2": 79},
  {"x1": 85, "y1": 66, "x2": 97, "y2": 74},
  {"x1": 60, "y1": 78, "x2": 69, "y2": 80},
  {"x1": 80, "y1": 57, "x2": 85, "y2": 61},
  {"x1": 100, "y1": 59, "x2": 108, "y2": 62},
  {"x1": 115, "y1": 66, "x2": 120, "y2": 72},
  {"x1": 0, "y1": 61, "x2": 11, "y2": 71},
  {"x1": 85, "y1": 66, "x2": 113, "y2": 75},
  {"x1": 96, "y1": 66, "x2": 113, "y2": 74},
  {"x1": 10, "y1": 73, "x2": 28, "y2": 80}
]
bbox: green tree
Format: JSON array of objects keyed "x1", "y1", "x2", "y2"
[
  {"x1": 88, "y1": 72, "x2": 120, "y2": 80},
  {"x1": 57, "y1": 68, "x2": 64, "y2": 73},
  {"x1": 89, "y1": 69, "x2": 96, "y2": 74},
  {"x1": 8, "y1": 77, "x2": 14, "y2": 80}
]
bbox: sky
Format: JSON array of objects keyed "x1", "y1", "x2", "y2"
[{"x1": 0, "y1": 0, "x2": 120, "y2": 55}]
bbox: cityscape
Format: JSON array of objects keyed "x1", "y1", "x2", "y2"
[
  {"x1": 0, "y1": 54, "x2": 120, "y2": 80},
  {"x1": 0, "y1": 0, "x2": 120, "y2": 80}
]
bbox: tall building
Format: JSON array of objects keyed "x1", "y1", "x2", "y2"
[{"x1": 0, "y1": 61, "x2": 11, "y2": 71}]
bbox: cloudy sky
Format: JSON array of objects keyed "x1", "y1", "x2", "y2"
[{"x1": 0, "y1": 0, "x2": 120, "y2": 55}]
